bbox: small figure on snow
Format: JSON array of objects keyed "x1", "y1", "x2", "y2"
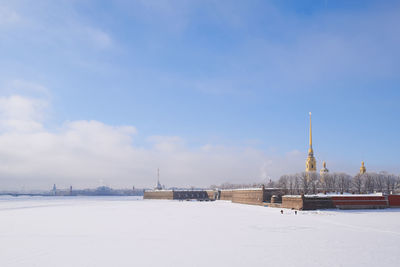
[
  {"x1": 295, "y1": 210, "x2": 297, "y2": 215},
  {"x1": 280, "y1": 210, "x2": 283, "y2": 214}
]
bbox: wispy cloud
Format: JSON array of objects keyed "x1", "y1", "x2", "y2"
[{"x1": 0, "y1": 91, "x2": 305, "y2": 190}]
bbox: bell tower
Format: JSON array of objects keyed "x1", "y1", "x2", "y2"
[
  {"x1": 360, "y1": 161, "x2": 366, "y2": 174},
  {"x1": 306, "y1": 112, "x2": 316, "y2": 172}
]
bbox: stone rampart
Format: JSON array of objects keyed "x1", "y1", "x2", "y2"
[
  {"x1": 281, "y1": 195, "x2": 334, "y2": 210},
  {"x1": 173, "y1": 190, "x2": 210, "y2": 200},
  {"x1": 219, "y1": 190, "x2": 234, "y2": 201},
  {"x1": 303, "y1": 196, "x2": 334, "y2": 210},
  {"x1": 231, "y1": 189, "x2": 264, "y2": 205},
  {"x1": 263, "y1": 189, "x2": 283, "y2": 202},
  {"x1": 282, "y1": 195, "x2": 393, "y2": 210},
  {"x1": 144, "y1": 190, "x2": 174, "y2": 200},
  {"x1": 143, "y1": 187, "x2": 283, "y2": 205},
  {"x1": 144, "y1": 190, "x2": 214, "y2": 200},
  {"x1": 388, "y1": 195, "x2": 400, "y2": 207},
  {"x1": 144, "y1": 189, "x2": 400, "y2": 210},
  {"x1": 282, "y1": 196, "x2": 304, "y2": 210},
  {"x1": 331, "y1": 195, "x2": 387, "y2": 209}
]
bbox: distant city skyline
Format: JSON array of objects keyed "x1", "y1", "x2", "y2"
[{"x1": 0, "y1": 0, "x2": 399, "y2": 190}]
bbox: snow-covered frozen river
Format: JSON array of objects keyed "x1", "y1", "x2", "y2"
[{"x1": 0, "y1": 196, "x2": 399, "y2": 267}]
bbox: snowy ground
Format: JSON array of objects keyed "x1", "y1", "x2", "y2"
[{"x1": 1, "y1": 196, "x2": 399, "y2": 267}]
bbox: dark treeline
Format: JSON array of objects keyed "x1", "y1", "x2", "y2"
[{"x1": 277, "y1": 172, "x2": 400, "y2": 195}]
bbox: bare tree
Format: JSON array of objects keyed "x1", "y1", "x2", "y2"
[
  {"x1": 278, "y1": 174, "x2": 301, "y2": 194},
  {"x1": 266, "y1": 179, "x2": 276, "y2": 188},
  {"x1": 299, "y1": 172, "x2": 309, "y2": 194},
  {"x1": 299, "y1": 172, "x2": 318, "y2": 194},
  {"x1": 374, "y1": 172, "x2": 385, "y2": 193},
  {"x1": 395, "y1": 175, "x2": 400, "y2": 192},
  {"x1": 352, "y1": 174, "x2": 363, "y2": 194},
  {"x1": 274, "y1": 171, "x2": 399, "y2": 195},
  {"x1": 277, "y1": 175, "x2": 289, "y2": 194},
  {"x1": 326, "y1": 173, "x2": 337, "y2": 192},
  {"x1": 381, "y1": 172, "x2": 397, "y2": 194},
  {"x1": 310, "y1": 172, "x2": 320, "y2": 194},
  {"x1": 288, "y1": 174, "x2": 300, "y2": 195},
  {"x1": 336, "y1": 173, "x2": 352, "y2": 193},
  {"x1": 363, "y1": 173, "x2": 375, "y2": 193},
  {"x1": 320, "y1": 173, "x2": 329, "y2": 192}
]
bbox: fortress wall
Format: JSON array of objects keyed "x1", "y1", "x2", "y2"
[
  {"x1": 282, "y1": 196, "x2": 333, "y2": 210},
  {"x1": 144, "y1": 189, "x2": 399, "y2": 210},
  {"x1": 144, "y1": 190, "x2": 214, "y2": 200},
  {"x1": 231, "y1": 189, "x2": 264, "y2": 206},
  {"x1": 282, "y1": 196, "x2": 303, "y2": 210},
  {"x1": 143, "y1": 188, "x2": 283, "y2": 204},
  {"x1": 219, "y1": 188, "x2": 283, "y2": 206},
  {"x1": 219, "y1": 190, "x2": 234, "y2": 201},
  {"x1": 303, "y1": 197, "x2": 334, "y2": 210},
  {"x1": 388, "y1": 195, "x2": 400, "y2": 207},
  {"x1": 173, "y1": 190, "x2": 210, "y2": 200},
  {"x1": 143, "y1": 190, "x2": 174, "y2": 200},
  {"x1": 282, "y1": 195, "x2": 389, "y2": 210},
  {"x1": 331, "y1": 196, "x2": 387, "y2": 209},
  {"x1": 263, "y1": 189, "x2": 284, "y2": 202}
]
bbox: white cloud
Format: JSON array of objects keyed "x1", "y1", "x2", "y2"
[
  {"x1": 0, "y1": 95, "x2": 47, "y2": 132},
  {"x1": 0, "y1": 94, "x2": 306, "y2": 191},
  {"x1": 147, "y1": 135, "x2": 185, "y2": 152}
]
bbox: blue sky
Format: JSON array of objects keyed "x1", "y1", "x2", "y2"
[{"x1": 0, "y1": 0, "x2": 399, "y2": 189}]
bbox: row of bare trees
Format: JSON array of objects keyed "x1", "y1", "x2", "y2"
[
  {"x1": 277, "y1": 172, "x2": 400, "y2": 195},
  {"x1": 209, "y1": 182, "x2": 265, "y2": 190}
]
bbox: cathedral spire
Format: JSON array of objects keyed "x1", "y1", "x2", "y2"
[
  {"x1": 308, "y1": 112, "x2": 314, "y2": 156},
  {"x1": 306, "y1": 112, "x2": 316, "y2": 172},
  {"x1": 309, "y1": 112, "x2": 312, "y2": 148}
]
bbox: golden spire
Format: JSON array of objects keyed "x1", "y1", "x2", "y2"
[
  {"x1": 308, "y1": 112, "x2": 314, "y2": 156},
  {"x1": 309, "y1": 112, "x2": 312, "y2": 148},
  {"x1": 306, "y1": 112, "x2": 316, "y2": 172},
  {"x1": 360, "y1": 161, "x2": 366, "y2": 174}
]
